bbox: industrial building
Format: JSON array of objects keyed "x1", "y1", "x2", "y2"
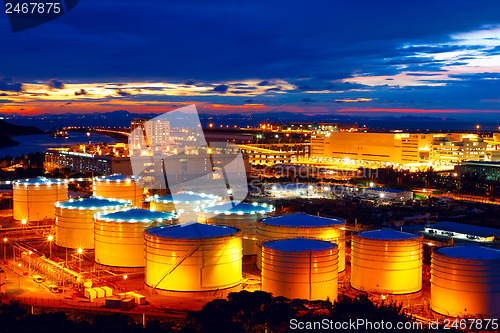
[
  {"x1": 199, "y1": 201, "x2": 275, "y2": 255},
  {"x1": 256, "y1": 213, "x2": 346, "y2": 272},
  {"x1": 261, "y1": 238, "x2": 339, "y2": 301},
  {"x1": 93, "y1": 174, "x2": 143, "y2": 206},
  {"x1": 351, "y1": 230, "x2": 423, "y2": 295},
  {"x1": 424, "y1": 221, "x2": 500, "y2": 242},
  {"x1": 13, "y1": 177, "x2": 68, "y2": 222},
  {"x1": 431, "y1": 245, "x2": 500, "y2": 316},
  {"x1": 55, "y1": 197, "x2": 131, "y2": 249},
  {"x1": 363, "y1": 188, "x2": 414, "y2": 202},
  {"x1": 454, "y1": 161, "x2": 500, "y2": 180},
  {"x1": 144, "y1": 223, "x2": 242, "y2": 295},
  {"x1": 94, "y1": 208, "x2": 178, "y2": 270}
]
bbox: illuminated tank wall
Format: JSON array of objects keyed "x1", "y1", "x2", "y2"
[
  {"x1": 351, "y1": 230, "x2": 423, "y2": 294},
  {"x1": 199, "y1": 201, "x2": 274, "y2": 255},
  {"x1": 13, "y1": 177, "x2": 68, "y2": 222},
  {"x1": 261, "y1": 238, "x2": 339, "y2": 301},
  {"x1": 431, "y1": 245, "x2": 500, "y2": 317},
  {"x1": 256, "y1": 213, "x2": 346, "y2": 271},
  {"x1": 94, "y1": 208, "x2": 178, "y2": 269},
  {"x1": 144, "y1": 223, "x2": 242, "y2": 293},
  {"x1": 93, "y1": 174, "x2": 143, "y2": 207},
  {"x1": 55, "y1": 197, "x2": 131, "y2": 249}
]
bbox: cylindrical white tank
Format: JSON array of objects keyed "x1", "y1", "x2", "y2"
[
  {"x1": 149, "y1": 191, "x2": 221, "y2": 224},
  {"x1": 351, "y1": 229, "x2": 423, "y2": 294},
  {"x1": 93, "y1": 174, "x2": 143, "y2": 207},
  {"x1": 144, "y1": 223, "x2": 242, "y2": 293},
  {"x1": 256, "y1": 213, "x2": 346, "y2": 271},
  {"x1": 13, "y1": 177, "x2": 68, "y2": 222},
  {"x1": 55, "y1": 197, "x2": 131, "y2": 249},
  {"x1": 149, "y1": 191, "x2": 220, "y2": 213},
  {"x1": 431, "y1": 245, "x2": 500, "y2": 317},
  {"x1": 94, "y1": 208, "x2": 179, "y2": 269},
  {"x1": 199, "y1": 202, "x2": 274, "y2": 255},
  {"x1": 261, "y1": 238, "x2": 338, "y2": 301}
]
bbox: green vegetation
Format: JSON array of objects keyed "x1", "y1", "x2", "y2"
[{"x1": 0, "y1": 291, "x2": 459, "y2": 333}]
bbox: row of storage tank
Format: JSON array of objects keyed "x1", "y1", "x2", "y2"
[{"x1": 11, "y1": 176, "x2": 500, "y2": 317}]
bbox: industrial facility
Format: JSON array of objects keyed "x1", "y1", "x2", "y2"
[
  {"x1": 431, "y1": 245, "x2": 500, "y2": 317},
  {"x1": 351, "y1": 230, "x2": 423, "y2": 295},
  {"x1": 261, "y1": 238, "x2": 339, "y2": 301},
  {"x1": 198, "y1": 201, "x2": 274, "y2": 255},
  {"x1": 144, "y1": 223, "x2": 242, "y2": 295},
  {"x1": 13, "y1": 177, "x2": 68, "y2": 222},
  {"x1": 93, "y1": 174, "x2": 144, "y2": 207},
  {"x1": 55, "y1": 197, "x2": 131, "y2": 249},
  {"x1": 94, "y1": 208, "x2": 179, "y2": 270},
  {"x1": 256, "y1": 213, "x2": 346, "y2": 271}
]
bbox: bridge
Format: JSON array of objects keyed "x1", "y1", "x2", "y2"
[{"x1": 64, "y1": 126, "x2": 130, "y2": 143}]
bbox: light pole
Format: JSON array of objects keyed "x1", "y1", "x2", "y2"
[
  {"x1": 77, "y1": 248, "x2": 83, "y2": 272},
  {"x1": 47, "y1": 235, "x2": 53, "y2": 258},
  {"x1": 3, "y1": 237, "x2": 7, "y2": 262},
  {"x1": 123, "y1": 274, "x2": 128, "y2": 297},
  {"x1": 28, "y1": 250, "x2": 32, "y2": 275}
]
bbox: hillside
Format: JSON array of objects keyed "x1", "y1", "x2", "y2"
[{"x1": 0, "y1": 119, "x2": 44, "y2": 148}]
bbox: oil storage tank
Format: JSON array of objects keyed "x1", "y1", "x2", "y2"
[
  {"x1": 144, "y1": 223, "x2": 242, "y2": 295},
  {"x1": 93, "y1": 174, "x2": 143, "y2": 207},
  {"x1": 149, "y1": 191, "x2": 220, "y2": 213},
  {"x1": 256, "y1": 213, "x2": 346, "y2": 271},
  {"x1": 199, "y1": 201, "x2": 274, "y2": 255},
  {"x1": 261, "y1": 238, "x2": 338, "y2": 301},
  {"x1": 351, "y1": 229, "x2": 423, "y2": 295},
  {"x1": 13, "y1": 177, "x2": 68, "y2": 222},
  {"x1": 94, "y1": 208, "x2": 179, "y2": 270},
  {"x1": 55, "y1": 197, "x2": 131, "y2": 249},
  {"x1": 431, "y1": 245, "x2": 500, "y2": 317}
]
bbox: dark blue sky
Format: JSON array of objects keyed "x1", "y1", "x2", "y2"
[{"x1": 1, "y1": 0, "x2": 500, "y2": 121}]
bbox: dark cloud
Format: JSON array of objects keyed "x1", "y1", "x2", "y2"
[
  {"x1": 212, "y1": 84, "x2": 229, "y2": 93},
  {"x1": 244, "y1": 99, "x2": 255, "y2": 104},
  {"x1": 74, "y1": 89, "x2": 88, "y2": 95},
  {"x1": 116, "y1": 89, "x2": 131, "y2": 96},
  {"x1": 266, "y1": 87, "x2": 282, "y2": 92},
  {"x1": 183, "y1": 79, "x2": 196, "y2": 85},
  {"x1": 0, "y1": 78, "x2": 23, "y2": 92},
  {"x1": 301, "y1": 98, "x2": 316, "y2": 103},
  {"x1": 258, "y1": 80, "x2": 270, "y2": 86},
  {"x1": 44, "y1": 79, "x2": 65, "y2": 90}
]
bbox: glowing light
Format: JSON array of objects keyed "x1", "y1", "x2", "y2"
[
  {"x1": 47, "y1": 235, "x2": 54, "y2": 241},
  {"x1": 77, "y1": 248, "x2": 83, "y2": 254},
  {"x1": 3, "y1": 237, "x2": 7, "y2": 242},
  {"x1": 21, "y1": 219, "x2": 27, "y2": 225},
  {"x1": 381, "y1": 295, "x2": 386, "y2": 300},
  {"x1": 476, "y1": 124, "x2": 480, "y2": 129},
  {"x1": 123, "y1": 274, "x2": 128, "y2": 280},
  {"x1": 369, "y1": 182, "x2": 374, "y2": 187},
  {"x1": 86, "y1": 132, "x2": 91, "y2": 136}
]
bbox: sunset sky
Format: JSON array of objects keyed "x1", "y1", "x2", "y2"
[{"x1": 1, "y1": 0, "x2": 500, "y2": 120}]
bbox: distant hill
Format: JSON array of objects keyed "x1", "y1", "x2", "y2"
[{"x1": 0, "y1": 119, "x2": 44, "y2": 148}]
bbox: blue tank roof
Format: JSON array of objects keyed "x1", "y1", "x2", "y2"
[
  {"x1": 150, "y1": 191, "x2": 219, "y2": 203},
  {"x1": 201, "y1": 201, "x2": 274, "y2": 214},
  {"x1": 261, "y1": 213, "x2": 345, "y2": 227},
  {"x1": 146, "y1": 223, "x2": 238, "y2": 239},
  {"x1": 56, "y1": 197, "x2": 130, "y2": 209},
  {"x1": 94, "y1": 174, "x2": 135, "y2": 182},
  {"x1": 263, "y1": 238, "x2": 337, "y2": 252},
  {"x1": 357, "y1": 229, "x2": 420, "y2": 241},
  {"x1": 437, "y1": 246, "x2": 500, "y2": 260},
  {"x1": 97, "y1": 208, "x2": 177, "y2": 223},
  {"x1": 15, "y1": 177, "x2": 66, "y2": 185}
]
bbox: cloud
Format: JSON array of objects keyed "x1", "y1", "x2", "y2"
[
  {"x1": 44, "y1": 79, "x2": 65, "y2": 90},
  {"x1": 74, "y1": 89, "x2": 88, "y2": 96},
  {"x1": 116, "y1": 89, "x2": 131, "y2": 96},
  {"x1": 183, "y1": 79, "x2": 196, "y2": 85},
  {"x1": 258, "y1": 80, "x2": 271, "y2": 86},
  {"x1": 301, "y1": 98, "x2": 316, "y2": 103},
  {"x1": 0, "y1": 78, "x2": 23, "y2": 92},
  {"x1": 212, "y1": 84, "x2": 229, "y2": 93}
]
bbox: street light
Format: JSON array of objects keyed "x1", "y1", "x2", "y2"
[
  {"x1": 123, "y1": 275, "x2": 128, "y2": 296},
  {"x1": 3, "y1": 237, "x2": 7, "y2": 262},
  {"x1": 77, "y1": 248, "x2": 83, "y2": 272},
  {"x1": 28, "y1": 250, "x2": 32, "y2": 275},
  {"x1": 47, "y1": 235, "x2": 54, "y2": 258}
]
